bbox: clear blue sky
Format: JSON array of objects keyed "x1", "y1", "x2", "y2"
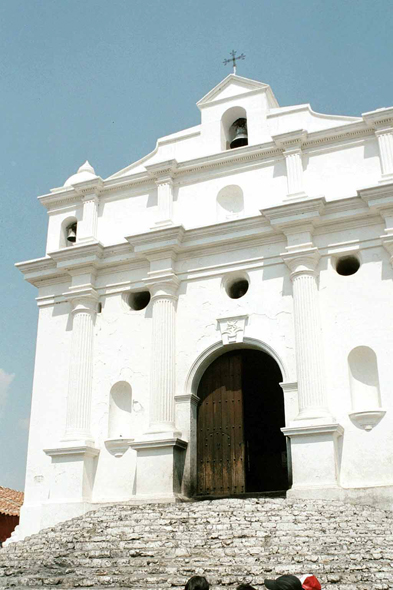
[{"x1": 1, "y1": 0, "x2": 392, "y2": 491}]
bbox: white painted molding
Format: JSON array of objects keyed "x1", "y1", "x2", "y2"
[{"x1": 217, "y1": 315, "x2": 248, "y2": 345}]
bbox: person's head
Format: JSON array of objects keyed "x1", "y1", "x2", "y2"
[
  {"x1": 185, "y1": 575, "x2": 210, "y2": 590},
  {"x1": 264, "y1": 575, "x2": 302, "y2": 590},
  {"x1": 237, "y1": 585, "x2": 257, "y2": 590}
]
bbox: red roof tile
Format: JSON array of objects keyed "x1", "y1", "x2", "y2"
[{"x1": 0, "y1": 486, "x2": 24, "y2": 517}]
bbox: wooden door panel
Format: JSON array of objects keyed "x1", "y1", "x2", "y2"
[{"x1": 197, "y1": 352, "x2": 245, "y2": 496}]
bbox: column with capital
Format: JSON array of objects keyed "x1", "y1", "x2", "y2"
[
  {"x1": 63, "y1": 294, "x2": 98, "y2": 441},
  {"x1": 262, "y1": 200, "x2": 343, "y2": 498},
  {"x1": 148, "y1": 277, "x2": 180, "y2": 434},
  {"x1": 281, "y1": 245, "x2": 343, "y2": 496},
  {"x1": 129, "y1": 248, "x2": 187, "y2": 498},
  {"x1": 44, "y1": 289, "x2": 99, "y2": 511},
  {"x1": 282, "y1": 248, "x2": 331, "y2": 421}
]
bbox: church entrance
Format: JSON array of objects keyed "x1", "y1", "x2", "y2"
[{"x1": 196, "y1": 349, "x2": 289, "y2": 497}]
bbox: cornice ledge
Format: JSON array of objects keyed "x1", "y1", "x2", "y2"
[
  {"x1": 73, "y1": 177, "x2": 104, "y2": 197},
  {"x1": 358, "y1": 182, "x2": 393, "y2": 212},
  {"x1": 282, "y1": 423, "x2": 344, "y2": 437},
  {"x1": 303, "y1": 121, "x2": 371, "y2": 149},
  {"x1": 272, "y1": 129, "x2": 307, "y2": 150},
  {"x1": 101, "y1": 171, "x2": 151, "y2": 194},
  {"x1": 176, "y1": 142, "x2": 279, "y2": 175},
  {"x1": 44, "y1": 441, "x2": 100, "y2": 458},
  {"x1": 48, "y1": 242, "x2": 104, "y2": 270},
  {"x1": 130, "y1": 438, "x2": 188, "y2": 451},
  {"x1": 145, "y1": 159, "x2": 178, "y2": 178},
  {"x1": 126, "y1": 225, "x2": 185, "y2": 255},
  {"x1": 363, "y1": 107, "x2": 393, "y2": 129},
  {"x1": 182, "y1": 215, "x2": 271, "y2": 248},
  {"x1": 39, "y1": 177, "x2": 104, "y2": 209},
  {"x1": 16, "y1": 256, "x2": 55, "y2": 274},
  {"x1": 38, "y1": 188, "x2": 81, "y2": 210},
  {"x1": 15, "y1": 256, "x2": 66, "y2": 286},
  {"x1": 261, "y1": 197, "x2": 326, "y2": 231}
]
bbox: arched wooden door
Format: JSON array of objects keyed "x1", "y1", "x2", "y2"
[{"x1": 197, "y1": 349, "x2": 288, "y2": 497}]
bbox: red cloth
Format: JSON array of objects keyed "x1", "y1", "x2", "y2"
[{"x1": 300, "y1": 575, "x2": 321, "y2": 590}]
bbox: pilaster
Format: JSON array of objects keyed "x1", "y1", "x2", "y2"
[
  {"x1": 146, "y1": 160, "x2": 178, "y2": 228},
  {"x1": 363, "y1": 108, "x2": 393, "y2": 183},
  {"x1": 72, "y1": 177, "x2": 103, "y2": 244},
  {"x1": 272, "y1": 130, "x2": 308, "y2": 201}
]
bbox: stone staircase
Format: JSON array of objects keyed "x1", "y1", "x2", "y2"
[{"x1": 0, "y1": 497, "x2": 392, "y2": 590}]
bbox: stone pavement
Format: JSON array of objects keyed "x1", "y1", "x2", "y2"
[{"x1": 0, "y1": 497, "x2": 392, "y2": 589}]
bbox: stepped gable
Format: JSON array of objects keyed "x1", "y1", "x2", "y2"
[{"x1": 1, "y1": 498, "x2": 393, "y2": 589}]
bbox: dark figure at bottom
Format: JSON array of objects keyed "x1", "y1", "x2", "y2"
[
  {"x1": 264, "y1": 575, "x2": 303, "y2": 590},
  {"x1": 185, "y1": 576, "x2": 210, "y2": 590}
]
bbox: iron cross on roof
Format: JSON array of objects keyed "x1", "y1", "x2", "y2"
[{"x1": 223, "y1": 50, "x2": 246, "y2": 75}]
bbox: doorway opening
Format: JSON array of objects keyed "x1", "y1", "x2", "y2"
[{"x1": 196, "y1": 349, "x2": 289, "y2": 497}]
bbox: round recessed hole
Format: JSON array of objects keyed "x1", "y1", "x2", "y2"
[
  {"x1": 226, "y1": 278, "x2": 249, "y2": 299},
  {"x1": 128, "y1": 291, "x2": 151, "y2": 310},
  {"x1": 336, "y1": 256, "x2": 360, "y2": 276}
]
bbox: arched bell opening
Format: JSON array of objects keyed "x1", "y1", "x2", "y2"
[
  {"x1": 60, "y1": 216, "x2": 78, "y2": 248},
  {"x1": 221, "y1": 106, "x2": 248, "y2": 151},
  {"x1": 196, "y1": 347, "x2": 289, "y2": 497}
]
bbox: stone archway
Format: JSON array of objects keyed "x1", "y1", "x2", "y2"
[{"x1": 196, "y1": 347, "x2": 289, "y2": 497}]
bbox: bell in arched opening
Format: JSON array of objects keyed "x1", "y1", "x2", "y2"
[
  {"x1": 229, "y1": 118, "x2": 248, "y2": 149},
  {"x1": 66, "y1": 222, "x2": 77, "y2": 244}
]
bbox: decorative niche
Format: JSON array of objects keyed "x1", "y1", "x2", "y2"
[
  {"x1": 348, "y1": 346, "x2": 386, "y2": 431},
  {"x1": 105, "y1": 381, "x2": 133, "y2": 457}
]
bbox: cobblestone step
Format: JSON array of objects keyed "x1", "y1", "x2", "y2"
[{"x1": 0, "y1": 498, "x2": 392, "y2": 589}]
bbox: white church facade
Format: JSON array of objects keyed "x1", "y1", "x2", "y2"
[{"x1": 13, "y1": 74, "x2": 393, "y2": 542}]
